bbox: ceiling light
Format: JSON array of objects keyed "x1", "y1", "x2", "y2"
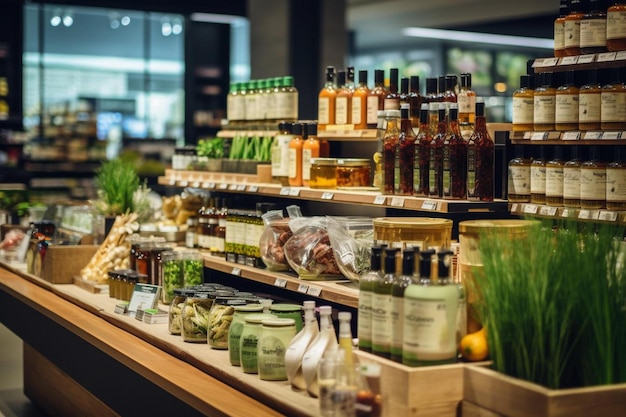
[
  {"x1": 62, "y1": 14, "x2": 73, "y2": 27},
  {"x1": 50, "y1": 9, "x2": 62, "y2": 27},
  {"x1": 402, "y1": 27, "x2": 554, "y2": 49},
  {"x1": 172, "y1": 18, "x2": 183, "y2": 35},
  {"x1": 121, "y1": 16, "x2": 131, "y2": 26},
  {"x1": 162, "y1": 22, "x2": 172, "y2": 37}
]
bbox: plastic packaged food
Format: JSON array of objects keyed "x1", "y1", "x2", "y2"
[
  {"x1": 326, "y1": 216, "x2": 374, "y2": 282},
  {"x1": 259, "y1": 211, "x2": 292, "y2": 271}
]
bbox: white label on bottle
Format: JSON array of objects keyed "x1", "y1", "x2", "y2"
[
  {"x1": 555, "y1": 94, "x2": 579, "y2": 124},
  {"x1": 457, "y1": 93, "x2": 475, "y2": 114},
  {"x1": 530, "y1": 165, "x2": 546, "y2": 194},
  {"x1": 580, "y1": 167, "x2": 607, "y2": 200},
  {"x1": 564, "y1": 19, "x2": 581, "y2": 49},
  {"x1": 403, "y1": 297, "x2": 448, "y2": 354},
  {"x1": 271, "y1": 135, "x2": 291, "y2": 177},
  {"x1": 554, "y1": 21, "x2": 565, "y2": 50},
  {"x1": 512, "y1": 97, "x2": 534, "y2": 125},
  {"x1": 606, "y1": 167, "x2": 626, "y2": 203},
  {"x1": 288, "y1": 147, "x2": 297, "y2": 179},
  {"x1": 335, "y1": 96, "x2": 349, "y2": 125},
  {"x1": 366, "y1": 96, "x2": 379, "y2": 125},
  {"x1": 534, "y1": 94, "x2": 556, "y2": 124},
  {"x1": 318, "y1": 97, "x2": 330, "y2": 124},
  {"x1": 391, "y1": 295, "x2": 404, "y2": 352},
  {"x1": 580, "y1": 19, "x2": 607, "y2": 48},
  {"x1": 371, "y1": 292, "x2": 392, "y2": 349},
  {"x1": 358, "y1": 290, "x2": 373, "y2": 342},
  {"x1": 579, "y1": 92, "x2": 601, "y2": 124},
  {"x1": 302, "y1": 148, "x2": 313, "y2": 181},
  {"x1": 352, "y1": 95, "x2": 363, "y2": 125},
  {"x1": 601, "y1": 91, "x2": 626, "y2": 123},
  {"x1": 276, "y1": 91, "x2": 298, "y2": 121},
  {"x1": 607, "y1": 10, "x2": 626, "y2": 40},
  {"x1": 546, "y1": 166, "x2": 564, "y2": 197},
  {"x1": 563, "y1": 167, "x2": 580, "y2": 200},
  {"x1": 508, "y1": 165, "x2": 531, "y2": 195}
]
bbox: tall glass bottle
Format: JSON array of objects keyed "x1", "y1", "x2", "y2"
[
  {"x1": 534, "y1": 72, "x2": 557, "y2": 132},
  {"x1": 395, "y1": 104, "x2": 416, "y2": 195},
  {"x1": 601, "y1": 67, "x2": 626, "y2": 130},
  {"x1": 276, "y1": 75, "x2": 298, "y2": 122},
  {"x1": 352, "y1": 70, "x2": 369, "y2": 130},
  {"x1": 554, "y1": 0, "x2": 569, "y2": 57},
  {"x1": 288, "y1": 123, "x2": 304, "y2": 186},
  {"x1": 508, "y1": 145, "x2": 531, "y2": 203},
  {"x1": 546, "y1": 147, "x2": 565, "y2": 207},
  {"x1": 512, "y1": 74, "x2": 535, "y2": 132},
  {"x1": 579, "y1": 69, "x2": 602, "y2": 131},
  {"x1": 580, "y1": 0, "x2": 608, "y2": 54},
  {"x1": 272, "y1": 122, "x2": 293, "y2": 186},
  {"x1": 555, "y1": 70, "x2": 580, "y2": 132},
  {"x1": 390, "y1": 248, "x2": 415, "y2": 363},
  {"x1": 409, "y1": 75, "x2": 423, "y2": 131},
  {"x1": 414, "y1": 104, "x2": 431, "y2": 197},
  {"x1": 428, "y1": 103, "x2": 447, "y2": 198},
  {"x1": 563, "y1": 146, "x2": 582, "y2": 208},
  {"x1": 301, "y1": 305, "x2": 338, "y2": 398},
  {"x1": 367, "y1": 69, "x2": 386, "y2": 129},
  {"x1": 564, "y1": 0, "x2": 586, "y2": 56},
  {"x1": 607, "y1": 1, "x2": 626, "y2": 51},
  {"x1": 358, "y1": 246, "x2": 383, "y2": 353},
  {"x1": 530, "y1": 146, "x2": 547, "y2": 205},
  {"x1": 302, "y1": 122, "x2": 320, "y2": 187},
  {"x1": 382, "y1": 110, "x2": 401, "y2": 195},
  {"x1": 384, "y1": 68, "x2": 401, "y2": 111},
  {"x1": 443, "y1": 104, "x2": 467, "y2": 200},
  {"x1": 318, "y1": 66, "x2": 337, "y2": 131},
  {"x1": 457, "y1": 73, "x2": 476, "y2": 139},
  {"x1": 372, "y1": 247, "x2": 398, "y2": 358},
  {"x1": 467, "y1": 99, "x2": 495, "y2": 202},
  {"x1": 337, "y1": 311, "x2": 354, "y2": 368},
  {"x1": 335, "y1": 70, "x2": 352, "y2": 126},
  {"x1": 443, "y1": 74, "x2": 458, "y2": 105},
  {"x1": 425, "y1": 77, "x2": 439, "y2": 137}
]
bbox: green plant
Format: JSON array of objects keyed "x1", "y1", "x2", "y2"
[
  {"x1": 93, "y1": 158, "x2": 141, "y2": 216},
  {"x1": 196, "y1": 137, "x2": 224, "y2": 159}
]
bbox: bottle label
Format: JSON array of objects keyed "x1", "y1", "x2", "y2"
[
  {"x1": 403, "y1": 297, "x2": 449, "y2": 354},
  {"x1": 607, "y1": 10, "x2": 626, "y2": 40},
  {"x1": 546, "y1": 166, "x2": 564, "y2": 197},
  {"x1": 258, "y1": 335, "x2": 288, "y2": 379},
  {"x1": 302, "y1": 148, "x2": 313, "y2": 180},
  {"x1": 371, "y1": 292, "x2": 392, "y2": 348},
  {"x1": 240, "y1": 333, "x2": 259, "y2": 371},
  {"x1": 336, "y1": 96, "x2": 349, "y2": 125},
  {"x1": 580, "y1": 19, "x2": 607, "y2": 48},
  {"x1": 457, "y1": 94, "x2": 475, "y2": 114},
  {"x1": 366, "y1": 96, "x2": 380, "y2": 124},
  {"x1": 564, "y1": 19, "x2": 581, "y2": 49},
  {"x1": 534, "y1": 94, "x2": 556, "y2": 124},
  {"x1": 352, "y1": 95, "x2": 363, "y2": 125},
  {"x1": 601, "y1": 91, "x2": 626, "y2": 123},
  {"x1": 580, "y1": 167, "x2": 607, "y2": 200},
  {"x1": 512, "y1": 97, "x2": 534, "y2": 124},
  {"x1": 288, "y1": 147, "x2": 297, "y2": 178},
  {"x1": 358, "y1": 291, "x2": 373, "y2": 342},
  {"x1": 198, "y1": 234, "x2": 211, "y2": 249},
  {"x1": 606, "y1": 167, "x2": 626, "y2": 202},
  {"x1": 579, "y1": 92, "x2": 601, "y2": 123},
  {"x1": 530, "y1": 165, "x2": 546, "y2": 194},
  {"x1": 318, "y1": 97, "x2": 330, "y2": 124},
  {"x1": 227, "y1": 95, "x2": 243, "y2": 121},
  {"x1": 442, "y1": 147, "x2": 451, "y2": 195},
  {"x1": 554, "y1": 21, "x2": 565, "y2": 50},
  {"x1": 276, "y1": 91, "x2": 298, "y2": 120},
  {"x1": 467, "y1": 148, "x2": 477, "y2": 197},
  {"x1": 384, "y1": 98, "x2": 400, "y2": 111},
  {"x1": 555, "y1": 94, "x2": 579, "y2": 124},
  {"x1": 508, "y1": 165, "x2": 531, "y2": 195},
  {"x1": 563, "y1": 167, "x2": 580, "y2": 199},
  {"x1": 271, "y1": 135, "x2": 291, "y2": 176},
  {"x1": 390, "y1": 295, "x2": 404, "y2": 352}
]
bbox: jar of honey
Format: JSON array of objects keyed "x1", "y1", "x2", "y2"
[
  {"x1": 336, "y1": 158, "x2": 372, "y2": 187},
  {"x1": 309, "y1": 158, "x2": 338, "y2": 189}
]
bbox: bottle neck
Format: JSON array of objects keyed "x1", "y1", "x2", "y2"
[
  {"x1": 400, "y1": 117, "x2": 413, "y2": 134},
  {"x1": 474, "y1": 115, "x2": 488, "y2": 134}
]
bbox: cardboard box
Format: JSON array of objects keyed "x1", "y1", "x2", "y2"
[{"x1": 39, "y1": 245, "x2": 99, "y2": 284}]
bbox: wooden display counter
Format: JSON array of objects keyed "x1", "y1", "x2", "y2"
[{"x1": 0, "y1": 262, "x2": 320, "y2": 417}]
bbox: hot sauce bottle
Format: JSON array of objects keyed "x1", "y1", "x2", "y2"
[
  {"x1": 414, "y1": 103, "x2": 431, "y2": 197},
  {"x1": 367, "y1": 69, "x2": 387, "y2": 129},
  {"x1": 579, "y1": 69, "x2": 602, "y2": 131},
  {"x1": 467, "y1": 99, "x2": 494, "y2": 202},
  {"x1": 318, "y1": 66, "x2": 337, "y2": 131},
  {"x1": 395, "y1": 104, "x2": 416, "y2": 195},
  {"x1": 382, "y1": 110, "x2": 401, "y2": 194},
  {"x1": 554, "y1": 0, "x2": 569, "y2": 57},
  {"x1": 564, "y1": 0, "x2": 586, "y2": 56},
  {"x1": 352, "y1": 70, "x2": 369, "y2": 130},
  {"x1": 607, "y1": 1, "x2": 626, "y2": 51},
  {"x1": 442, "y1": 103, "x2": 467, "y2": 200},
  {"x1": 428, "y1": 103, "x2": 447, "y2": 198}
]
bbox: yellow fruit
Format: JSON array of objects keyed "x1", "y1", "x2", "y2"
[{"x1": 459, "y1": 327, "x2": 488, "y2": 362}]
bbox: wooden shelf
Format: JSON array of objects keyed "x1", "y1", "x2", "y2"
[
  {"x1": 203, "y1": 255, "x2": 359, "y2": 309},
  {"x1": 509, "y1": 202, "x2": 626, "y2": 224},
  {"x1": 509, "y1": 130, "x2": 626, "y2": 144},
  {"x1": 159, "y1": 169, "x2": 509, "y2": 214},
  {"x1": 532, "y1": 52, "x2": 626, "y2": 73}
]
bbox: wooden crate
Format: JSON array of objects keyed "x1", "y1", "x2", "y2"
[
  {"x1": 40, "y1": 245, "x2": 99, "y2": 284},
  {"x1": 463, "y1": 365, "x2": 626, "y2": 417},
  {"x1": 354, "y1": 350, "x2": 464, "y2": 417}
]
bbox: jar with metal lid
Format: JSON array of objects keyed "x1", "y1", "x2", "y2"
[
  {"x1": 168, "y1": 288, "x2": 187, "y2": 335},
  {"x1": 373, "y1": 217, "x2": 453, "y2": 250},
  {"x1": 228, "y1": 304, "x2": 266, "y2": 366},
  {"x1": 336, "y1": 158, "x2": 371, "y2": 187},
  {"x1": 181, "y1": 291, "x2": 215, "y2": 343},
  {"x1": 207, "y1": 297, "x2": 249, "y2": 349},
  {"x1": 269, "y1": 303, "x2": 304, "y2": 332},
  {"x1": 257, "y1": 318, "x2": 297, "y2": 381},
  {"x1": 240, "y1": 313, "x2": 278, "y2": 374},
  {"x1": 309, "y1": 158, "x2": 338, "y2": 189}
]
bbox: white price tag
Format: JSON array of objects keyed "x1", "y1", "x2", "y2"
[
  {"x1": 583, "y1": 131, "x2": 602, "y2": 140},
  {"x1": 228, "y1": 184, "x2": 238, "y2": 191},
  {"x1": 218, "y1": 183, "x2": 228, "y2": 190},
  {"x1": 599, "y1": 211, "x2": 619, "y2": 222},
  {"x1": 617, "y1": 51, "x2": 626, "y2": 60},
  {"x1": 523, "y1": 204, "x2": 538, "y2": 214},
  {"x1": 321, "y1": 192, "x2": 334, "y2": 200},
  {"x1": 373, "y1": 195, "x2": 386, "y2": 205},
  {"x1": 208, "y1": 183, "x2": 216, "y2": 189},
  {"x1": 523, "y1": 131, "x2": 533, "y2": 140},
  {"x1": 179, "y1": 180, "x2": 189, "y2": 187},
  {"x1": 560, "y1": 56, "x2": 578, "y2": 65},
  {"x1": 422, "y1": 200, "x2": 438, "y2": 211},
  {"x1": 597, "y1": 52, "x2": 617, "y2": 62},
  {"x1": 390, "y1": 197, "x2": 405, "y2": 207},
  {"x1": 562, "y1": 131, "x2": 581, "y2": 141},
  {"x1": 231, "y1": 267, "x2": 242, "y2": 276},
  {"x1": 531, "y1": 132, "x2": 548, "y2": 141},
  {"x1": 237, "y1": 184, "x2": 247, "y2": 191},
  {"x1": 169, "y1": 179, "x2": 176, "y2": 186},
  {"x1": 288, "y1": 188, "x2": 301, "y2": 197},
  {"x1": 201, "y1": 182, "x2": 211, "y2": 188},
  {"x1": 510, "y1": 203, "x2": 519, "y2": 213},
  {"x1": 539, "y1": 206, "x2": 558, "y2": 216},
  {"x1": 562, "y1": 208, "x2": 570, "y2": 218},
  {"x1": 192, "y1": 181, "x2": 200, "y2": 188},
  {"x1": 307, "y1": 286, "x2": 322, "y2": 297},
  {"x1": 578, "y1": 209, "x2": 594, "y2": 220},
  {"x1": 280, "y1": 187, "x2": 290, "y2": 196},
  {"x1": 248, "y1": 185, "x2": 259, "y2": 193},
  {"x1": 297, "y1": 284, "x2": 309, "y2": 293},
  {"x1": 274, "y1": 278, "x2": 288, "y2": 288},
  {"x1": 601, "y1": 131, "x2": 621, "y2": 140},
  {"x1": 578, "y1": 54, "x2": 595, "y2": 64}
]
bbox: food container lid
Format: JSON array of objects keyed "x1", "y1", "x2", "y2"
[
  {"x1": 458, "y1": 219, "x2": 539, "y2": 234},
  {"x1": 270, "y1": 303, "x2": 303, "y2": 312},
  {"x1": 311, "y1": 157, "x2": 338, "y2": 166},
  {"x1": 261, "y1": 317, "x2": 296, "y2": 327},
  {"x1": 337, "y1": 158, "x2": 370, "y2": 167},
  {"x1": 234, "y1": 304, "x2": 265, "y2": 312},
  {"x1": 373, "y1": 217, "x2": 453, "y2": 229},
  {"x1": 243, "y1": 313, "x2": 277, "y2": 324}
]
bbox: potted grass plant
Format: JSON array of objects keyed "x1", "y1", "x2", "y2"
[{"x1": 463, "y1": 219, "x2": 626, "y2": 417}]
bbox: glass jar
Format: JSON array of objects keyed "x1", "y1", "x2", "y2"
[
  {"x1": 181, "y1": 250, "x2": 204, "y2": 287},
  {"x1": 607, "y1": 159, "x2": 626, "y2": 210},
  {"x1": 169, "y1": 289, "x2": 187, "y2": 335},
  {"x1": 545, "y1": 157, "x2": 565, "y2": 207},
  {"x1": 530, "y1": 157, "x2": 547, "y2": 205},
  {"x1": 161, "y1": 251, "x2": 183, "y2": 304},
  {"x1": 580, "y1": 158, "x2": 607, "y2": 209},
  {"x1": 269, "y1": 304, "x2": 304, "y2": 332},
  {"x1": 240, "y1": 313, "x2": 278, "y2": 374},
  {"x1": 181, "y1": 291, "x2": 215, "y2": 343},
  {"x1": 257, "y1": 318, "x2": 297, "y2": 381},
  {"x1": 309, "y1": 158, "x2": 338, "y2": 189},
  {"x1": 336, "y1": 158, "x2": 372, "y2": 187},
  {"x1": 228, "y1": 304, "x2": 265, "y2": 366},
  {"x1": 186, "y1": 217, "x2": 199, "y2": 248},
  {"x1": 507, "y1": 155, "x2": 531, "y2": 203},
  {"x1": 207, "y1": 297, "x2": 248, "y2": 349},
  {"x1": 563, "y1": 158, "x2": 582, "y2": 208}
]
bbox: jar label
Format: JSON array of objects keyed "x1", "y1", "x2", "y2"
[
  {"x1": 601, "y1": 91, "x2": 626, "y2": 123},
  {"x1": 534, "y1": 95, "x2": 556, "y2": 124},
  {"x1": 276, "y1": 91, "x2": 298, "y2": 120},
  {"x1": 318, "y1": 97, "x2": 330, "y2": 124},
  {"x1": 607, "y1": 10, "x2": 626, "y2": 40},
  {"x1": 546, "y1": 167, "x2": 564, "y2": 197},
  {"x1": 336, "y1": 96, "x2": 349, "y2": 125},
  {"x1": 606, "y1": 167, "x2": 626, "y2": 202},
  {"x1": 508, "y1": 165, "x2": 531, "y2": 194},
  {"x1": 530, "y1": 165, "x2": 547, "y2": 193},
  {"x1": 555, "y1": 94, "x2": 579, "y2": 124},
  {"x1": 371, "y1": 292, "x2": 392, "y2": 349},
  {"x1": 366, "y1": 96, "x2": 379, "y2": 124},
  {"x1": 579, "y1": 92, "x2": 601, "y2": 123},
  {"x1": 580, "y1": 168, "x2": 607, "y2": 200},
  {"x1": 258, "y1": 335, "x2": 288, "y2": 379},
  {"x1": 352, "y1": 95, "x2": 363, "y2": 125},
  {"x1": 580, "y1": 19, "x2": 607, "y2": 48},
  {"x1": 512, "y1": 97, "x2": 534, "y2": 124},
  {"x1": 241, "y1": 333, "x2": 259, "y2": 371},
  {"x1": 564, "y1": 19, "x2": 581, "y2": 49},
  {"x1": 563, "y1": 167, "x2": 580, "y2": 199},
  {"x1": 554, "y1": 21, "x2": 565, "y2": 50},
  {"x1": 403, "y1": 297, "x2": 449, "y2": 354}
]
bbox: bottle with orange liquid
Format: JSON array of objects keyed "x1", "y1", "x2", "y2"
[
  {"x1": 352, "y1": 70, "x2": 369, "y2": 130},
  {"x1": 288, "y1": 123, "x2": 304, "y2": 186},
  {"x1": 318, "y1": 66, "x2": 337, "y2": 131}
]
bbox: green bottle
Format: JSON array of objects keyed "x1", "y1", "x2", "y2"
[{"x1": 372, "y1": 247, "x2": 398, "y2": 358}]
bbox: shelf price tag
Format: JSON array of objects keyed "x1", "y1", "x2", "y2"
[
  {"x1": 306, "y1": 286, "x2": 322, "y2": 297},
  {"x1": 218, "y1": 183, "x2": 228, "y2": 190},
  {"x1": 248, "y1": 185, "x2": 259, "y2": 193},
  {"x1": 288, "y1": 188, "x2": 301, "y2": 197},
  {"x1": 231, "y1": 267, "x2": 242, "y2": 276},
  {"x1": 597, "y1": 52, "x2": 617, "y2": 62},
  {"x1": 169, "y1": 179, "x2": 176, "y2": 186},
  {"x1": 373, "y1": 195, "x2": 386, "y2": 205},
  {"x1": 531, "y1": 132, "x2": 548, "y2": 141},
  {"x1": 583, "y1": 131, "x2": 602, "y2": 140},
  {"x1": 601, "y1": 131, "x2": 621, "y2": 140},
  {"x1": 208, "y1": 182, "x2": 216, "y2": 189},
  {"x1": 562, "y1": 131, "x2": 581, "y2": 141},
  {"x1": 179, "y1": 180, "x2": 189, "y2": 187},
  {"x1": 559, "y1": 56, "x2": 579, "y2": 65},
  {"x1": 421, "y1": 200, "x2": 438, "y2": 211},
  {"x1": 274, "y1": 278, "x2": 288, "y2": 288},
  {"x1": 321, "y1": 192, "x2": 334, "y2": 200},
  {"x1": 192, "y1": 181, "x2": 200, "y2": 188},
  {"x1": 236, "y1": 184, "x2": 247, "y2": 191},
  {"x1": 599, "y1": 211, "x2": 619, "y2": 222},
  {"x1": 578, "y1": 209, "x2": 599, "y2": 220},
  {"x1": 561, "y1": 208, "x2": 571, "y2": 218},
  {"x1": 523, "y1": 204, "x2": 538, "y2": 214},
  {"x1": 297, "y1": 284, "x2": 309, "y2": 294},
  {"x1": 280, "y1": 187, "x2": 290, "y2": 196},
  {"x1": 578, "y1": 54, "x2": 595, "y2": 64},
  {"x1": 228, "y1": 184, "x2": 238, "y2": 191},
  {"x1": 201, "y1": 182, "x2": 211, "y2": 188},
  {"x1": 539, "y1": 206, "x2": 558, "y2": 216},
  {"x1": 617, "y1": 51, "x2": 626, "y2": 60},
  {"x1": 510, "y1": 203, "x2": 519, "y2": 213},
  {"x1": 390, "y1": 197, "x2": 405, "y2": 207}
]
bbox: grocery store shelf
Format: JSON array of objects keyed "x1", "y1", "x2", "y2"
[
  {"x1": 509, "y1": 202, "x2": 626, "y2": 224},
  {"x1": 532, "y1": 52, "x2": 626, "y2": 73},
  {"x1": 159, "y1": 169, "x2": 509, "y2": 214},
  {"x1": 509, "y1": 130, "x2": 626, "y2": 144},
  {"x1": 203, "y1": 255, "x2": 359, "y2": 309}
]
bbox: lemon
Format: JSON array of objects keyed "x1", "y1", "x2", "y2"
[{"x1": 459, "y1": 327, "x2": 488, "y2": 362}]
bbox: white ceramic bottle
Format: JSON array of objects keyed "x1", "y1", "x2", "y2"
[
  {"x1": 301, "y1": 305, "x2": 338, "y2": 397},
  {"x1": 285, "y1": 301, "x2": 319, "y2": 389}
]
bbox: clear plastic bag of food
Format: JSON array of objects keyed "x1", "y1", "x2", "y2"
[
  {"x1": 259, "y1": 210, "x2": 292, "y2": 271},
  {"x1": 326, "y1": 216, "x2": 374, "y2": 283}
]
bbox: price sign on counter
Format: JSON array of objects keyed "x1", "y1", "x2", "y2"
[
  {"x1": 288, "y1": 188, "x2": 301, "y2": 197},
  {"x1": 280, "y1": 187, "x2": 290, "y2": 196},
  {"x1": 231, "y1": 267, "x2": 242, "y2": 276},
  {"x1": 321, "y1": 192, "x2": 334, "y2": 200},
  {"x1": 248, "y1": 185, "x2": 259, "y2": 193}
]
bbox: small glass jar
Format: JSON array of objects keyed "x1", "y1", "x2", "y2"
[
  {"x1": 257, "y1": 318, "x2": 297, "y2": 381},
  {"x1": 240, "y1": 313, "x2": 278, "y2": 374},
  {"x1": 161, "y1": 251, "x2": 183, "y2": 304},
  {"x1": 563, "y1": 158, "x2": 582, "y2": 208},
  {"x1": 545, "y1": 157, "x2": 565, "y2": 207},
  {"x1": 181, "y1": 250, "x2": 204, "y2": 287},
  {"x1": 186, "y1": 217, "x2": 199, "y2": 248},
  {"x1": 269, "y1": 303, "x2": 304, "y2": 332},
  {"x1": 169, "y1": 289, "x2": 187, "y2": 335},
  {"x1": 336, "y1": 158, "x2": 372, "y2": 187},
  {"x1": 228, "y1": 304, "x2": 265, "y2": 366},
  {"x1": 580, "y1": 159, "x2": 607, "y2": 209},
  {"x1": 181, "y1": 291, "x2": 214, "y2": 343},
  {"x1": 207, "y1": 297, "x2": 248, "y2": 349},
  {"x1": 309, "y1": 158, "x2": 338, "y2": 189}
]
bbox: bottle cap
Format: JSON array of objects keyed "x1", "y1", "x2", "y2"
[
  {"x1": 384, "y1": 248, "x2": 399, "y2": 274},
  {"x1": 283, "y1": 75, "x2": 294, "y2": 87},
  {"x1": 307, "y1": 122, "x2": 318, "y2": 136},
  {"x1": 419, "y1": 249, "x2": 435, "y2": 279},
  {"x1": 402, "y1": 248, "x2": 415, "y2": 276},
  {"x1": 437, "y1": 249, "x2": 454, "y2": 280},
  {"x1": 410, "y1": 75, "x2": 420, "y2": 92},
  {"x1": 358, "y1": 70, "x2": 368, "y2": 84},
  {"x1": 401, "y1": 77, "x2": 409, "y2": 94}
]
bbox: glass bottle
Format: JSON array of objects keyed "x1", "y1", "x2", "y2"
[
  {"x1": 530, "y1": 147, "x2": 547, "y2": 205},
  {"x1": 285, "y1": 301, "x2": 319, "y2": 389},
  {"x1": 414, "y1": 104, "x2": 431, "y2": 197},
  {"x1": 382, "y1": 109, "x2": 401, "y2": 195},
  {"x1": 302, "y1": 305, "x2": 338, "y2": 398},
  {"x1": 372, "y1": 247, "x2": 398, "y2": 358},
  {"x1": 227, "y1": 81, "x2": 244, "y2": 124},
  {"x1": 395, "y1": 104, "x2": 416, "y2": 195},
  {"x1": 442, "y1": 103, "x2": 467, "y2": 200},
  {"x1": 288, "y1": 122, "x2": 304, "y2": 186},
  {"x1": 367, "y1": 69, "x2": 386, "y2": 128},
  {"x1": 443, "y1": 74, "x2": 458, "y2": 105},
  {"x1": 428, "y1": 103, "x2": 446, "y2": 198},
  {"x1": 555, "y1": 70, "x2": 580, "y2": 132},
  {"x1": 256, "y1": 79, "x2": 267, "y2": 122},
  {"x1": 607, "y1": 1, "x2": 626, "y2": 51},
  {"x1": 425, "y1": 77, "x2": 439, "y2": 137},
  {"x1": 352, "y1": 70, "x2": 369, "y2": 130},
  {"x1": 564, "y1": 0, "x2": 586, "y2": 56},
  {"x1": 409, "y1": 75, "x2": 423, "y2": 131},
  {"x1": 606, "y1": 148, "x2": 626, "y2": 210},
  {"x1": 399, "y1": 77, "x2": 410, "y2": 110},
  {"x1": 546, "y1": 147, "x2": 565, "y2": 207},
  {"x1": 302, "y1": 122, "x2": 320, "y2": 187},
  {"x1": 457, "y1": 73, "x2": 476, "y2": 139},
  {"x1": 272, "y1": 122, "x2": 293, "y2": 186},
  {"x1": 579, "y1": 69, "x2": 602, "y2": 131},
  {"x1": 580, "y1": 147, "x2": 607, "y2": 209},
  {"x1": 467, "y1": 99, "x2": 495, "y2": 202},
  {"x1": 337, "y1": 311, "x2": 354, "y2": 368},
  {"x1": 318, "y1": 66, "x2": 337, "y2": 131},
  {"x1": 390, "y1": 248, "x2": 415, "y2": 363},
  {"x1": 384, "y1": 68, "x2": 400, "y2": 111},
  {"x1": 580, "y1": 0, "x2": 608, "y2": 54},
  {"x1": 335, "y1": 70, "x2": 351, "y2": 126},
  {"x1": 512, "y1": 74, "x2": 535, "y2": 132},
  {"x1": 534, "y1": 72, "x2": 557, "y2": 132},
  {"x1": 554, "y1": 0, "x2": 569, "y2": 57},
  {"x1": 276, "y1": 75, "x2": 298, "y2": 122},
  {"x1": 508, "y1": 146, "x2": 532, "y2": 203},
  {"x1": 358, "y1": 246, "x2": 383, "y2": 353},
  {"x1": 563, "y1": 147, "x2": 582, "y2": 208},
  {"x1": 601, "y1": 67, "x2": 626, "y2": 130}
]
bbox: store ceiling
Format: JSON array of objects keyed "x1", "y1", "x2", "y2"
[{"x1": 346, "y1": 0, "x2": 560, "y2": 50}]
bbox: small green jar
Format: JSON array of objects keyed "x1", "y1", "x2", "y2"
[
  {"x1": 270, "y1": 304, "x2": 304, "y2": 332},
  {"x1": 240, "y1": 313, "x2": 277, "y2": 374},
  {"x1": 257, "y1": 318, "x2": 297, "y2": 381},
  {"x1": 228, "y1": 304, "x2": 265, "y2": 366}
]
